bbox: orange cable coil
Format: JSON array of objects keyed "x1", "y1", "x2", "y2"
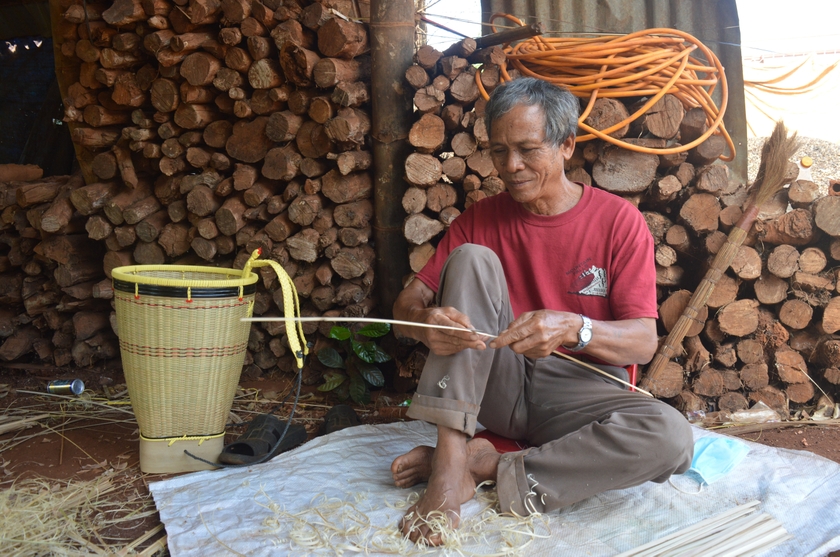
[{"x1": 477, "y1": 14, "x2": 735, "y2": 161}]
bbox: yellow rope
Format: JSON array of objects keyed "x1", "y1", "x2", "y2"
[
  {"x1": 242, "y1": 249, "x2": 308, "y2": 369},
  {"x1": 140, "y1": 432, "x2": 225, "y2": 446}
]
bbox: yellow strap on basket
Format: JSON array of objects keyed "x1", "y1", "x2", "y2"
[
  {"x1": 140, "y1": 432, "x2": 225, "y2": 446},
  {"x1": 242, "y1": 249, "x2": 308, "y2": 368}
]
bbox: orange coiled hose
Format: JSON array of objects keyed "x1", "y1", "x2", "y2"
[
  {"x1": 745, "y1": 56, "x2": 840, "y2": 95},
  {"x1": 476, "y1": 14, "x2": 735, "y2": 161}
]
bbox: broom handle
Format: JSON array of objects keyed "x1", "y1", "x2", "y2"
[{"x1": 642, "y1": 204, "x2": 760, "y2": 386}]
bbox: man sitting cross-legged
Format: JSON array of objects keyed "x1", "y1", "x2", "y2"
[{"x1": 390, "y1": 77, "x2": 694, "y2": 546}]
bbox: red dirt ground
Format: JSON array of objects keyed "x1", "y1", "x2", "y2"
[{"x1": 2, "y1": 362, "x2": 839, "y2": 555}]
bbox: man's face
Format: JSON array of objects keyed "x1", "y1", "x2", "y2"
[{"x1": 489, "y1": 104, "x2": 575, "y2": 213}]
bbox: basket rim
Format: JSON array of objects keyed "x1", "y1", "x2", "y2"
[
  {"x1": 113, "y1": 279, "x2": 257, "y2": 299},
  {"x1": 111, "y1": 264, "x2": 259, "y2": 289}
]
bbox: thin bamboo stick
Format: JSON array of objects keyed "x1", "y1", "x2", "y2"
[
  {"x1": 138, "y1": 536, "x2": 168, "y2": 557},
  {"x1": 244, "y1": 315, "x2": 495, "y2": 335},
  {"x1": 0, "y1": 413, "x2": 50, "y2": 435},
  {"x1": 673, "y1": 513, "x2": 775, "y2": 555},
  {"x1": 616, "y1": 501, "x2": 759, "y2": 556},
  {"x1": 245, "y1": 316, "x2": 652, "y2": 396},
  {"x1": 15, "y1": 390, "x2": 136, "y2": 415},
  {"x1": 117, "y1": 524, "x2": 164, "y2": 556},
  {"x1": 708, "y1": 519, "x2": 792, "y2": 557},
  {"x1": 615, "y1": 501, "x2": 790, "y2": 557}
]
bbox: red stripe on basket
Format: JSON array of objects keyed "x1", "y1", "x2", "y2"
[
  {"x1": 115, "y1": 294, "x2": 250, "y2": 311},
  {"x1": 119, "y1": 340, "x2": 247, "y2": 358}
]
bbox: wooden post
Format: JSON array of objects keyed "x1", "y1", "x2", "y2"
[{"x1": 370, "y1": 0, "x2": 413, "y2": 317}]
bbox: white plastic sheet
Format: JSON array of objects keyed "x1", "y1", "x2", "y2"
[{"x1": 150, "y1": 421, "x2": 840, "y2": 556}]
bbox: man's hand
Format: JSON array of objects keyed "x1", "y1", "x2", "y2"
[
  {"x1": 490, "y1": 312, "x2": 658, "y2": 366},
  {"x1": 393, "y1": 279, "x2": 486, "y2": 355},
  {"x1": 489, "y1": 310, "x2": 576, "y2": 358},
  {"x1": 412, "y1": 306, "x2": 487, "y2": 356}
]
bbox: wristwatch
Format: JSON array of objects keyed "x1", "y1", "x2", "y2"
[{"x1": 568, "y1": 315, "x2": 592, "y2": 352}]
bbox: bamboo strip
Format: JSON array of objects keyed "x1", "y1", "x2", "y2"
[
  {"x1": 245, "y1": 317, "x2": 652, "y2": 395},
  {"x1": 244, "y1": 315, "x2": 496, "y2": 336},
  {"x1": 117, "y1": 524, "x2": 165, "y2": 556},
  {"x1": 672, "y1": 513, "x2": 777, "y2": 555},
  {"x1": 138, "y1": 536, "x2": 168, "y2": 557},
  {"x1": 708, "y1": 518, "x2": 792, "y2": 557},
  {"x1": 15, "y1": 390, "x2": 136, "y2": 415},
  {"x1": 616, "y1": 501, "x2": 760, "y2": 556},
  {"x1": 0, "y1": 413, "x2": 50, "y2": 435},
  {"x1": 615, "y1": 501, "x2": 790, "y2": 557}
]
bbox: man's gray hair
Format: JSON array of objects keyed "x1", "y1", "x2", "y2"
[{"x1": 485, "y1": 78, "x2": 580, "y2": 146}]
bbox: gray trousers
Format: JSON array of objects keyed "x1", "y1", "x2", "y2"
[{"x1": 406, "y1": 244, "x2": 694, "y2": 515}]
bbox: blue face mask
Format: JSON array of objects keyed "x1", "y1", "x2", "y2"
[{"x1": 687, "y1": 436, "x2": 750, "y2": 485}]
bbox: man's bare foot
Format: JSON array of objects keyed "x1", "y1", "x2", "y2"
[
  {"x1": 391, "y1": 437, "x2": 500, "y2": 488},
  {"x1": 393, "y1": 430, "x2": 501, "y2": 546},
  {"x1": 391, "y1": 445, "x2": 435, "y2": 488}
]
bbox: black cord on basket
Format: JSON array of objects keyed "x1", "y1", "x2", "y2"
[{"x1": 183, "y1": 346, "x2": 308, "y2": 469}]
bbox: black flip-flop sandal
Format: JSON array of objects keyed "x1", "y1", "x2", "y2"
[
  {"x1": 218, "y1": 414, "x2": 308, "y2": 465},
  {"x1": 321, "y1": 404, "x2": 360, "y2": 435}
]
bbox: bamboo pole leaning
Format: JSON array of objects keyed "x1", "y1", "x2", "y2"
[{"x1": 640, "y1": 121, "x2": 800, "y2": 395}]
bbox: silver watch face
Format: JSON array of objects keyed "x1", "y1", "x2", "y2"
[{"x1": 580, "y1": 328, "x2": 592, "y2": 343}]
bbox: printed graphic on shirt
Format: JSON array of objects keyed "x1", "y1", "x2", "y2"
[{"x1": 569, "y1": 265, "x2": 608, "y2": 298}]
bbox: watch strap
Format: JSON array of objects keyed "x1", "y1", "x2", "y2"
[{"x1": 569, "y1": 314, "x2": 592, "y2": 352}]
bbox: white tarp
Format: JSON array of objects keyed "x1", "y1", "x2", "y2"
[{"x1": 150, "y1": 421, "x2": 840, "y2": 556}]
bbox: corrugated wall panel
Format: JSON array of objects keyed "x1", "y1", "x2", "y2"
[{"x1": 481, "y1": 0, "x2": 747, "y2": 183}]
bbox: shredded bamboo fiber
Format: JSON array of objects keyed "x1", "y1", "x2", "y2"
[
  {"x1": 253, "y1": 487, "x2": 550, "y2": 556},
  {"x1": 0, "y1": 474, "x2": 160, "y2": 556},
  {"x1": 641, "y1": 121, "x2": 800, "y2": 390},
  {"x1": 0, "y1": 390, "x2": 137, "y2": 458},
  {"x1": 479, "y1": 14, "x2": 734, "y2": 160}
]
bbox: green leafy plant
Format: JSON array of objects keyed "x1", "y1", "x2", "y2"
[{"x1": 317, "y1": 322, "x2": 391, "y2": 405}]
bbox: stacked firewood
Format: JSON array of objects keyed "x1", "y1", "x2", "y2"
[
  {"x1": 0, "y1": 169, "x2": 118, "y2": 368},
  {"x1": 18, "y1": 0, "x2": 377, "y2": 380},
  {"x1": 401, "y1": 41, "x2": 840, "y2": 416},
  {"x1": 645, "y1": 175, "x2": 840, "y2": 418},
  {"x1": 400, "y1": 42, "x2": 503, "y2": 272}
]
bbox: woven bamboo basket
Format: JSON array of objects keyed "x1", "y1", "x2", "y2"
[{"x1": 112, "y1": 264, "x2": 258, "y2": 473}]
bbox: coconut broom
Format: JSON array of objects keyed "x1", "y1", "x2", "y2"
[{"x1": 639, "y1": 121, "x2": 800, "y2": 394}]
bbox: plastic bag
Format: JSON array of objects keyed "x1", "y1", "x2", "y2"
[
  {"x1": 685, "y1": 401, "x2": 781, "y2": 427},
  {"x1": 728, "y1": 401, "x2": 781, "y2": 424}
]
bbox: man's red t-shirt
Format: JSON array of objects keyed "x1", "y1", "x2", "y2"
[{"x1": 415, "y1": 186, "x2": 658, "y2": 337}]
